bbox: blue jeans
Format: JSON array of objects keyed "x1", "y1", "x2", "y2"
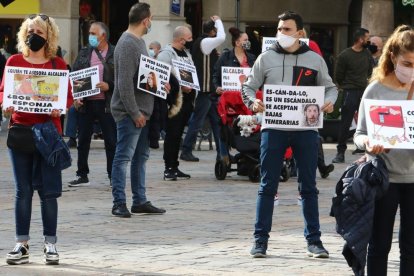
[
  {"x1": 111, "y1": 116, "x2": 149, "y2": 206},
  {"x1": 182, "y1": 93, "x2": 221, "y2": 156},
  {"x1": 254, "y1": 129, "x2": 321, "y2": 244},
  {"x1": 77, "y1": 101, "x2": 117, "y2": 178},
  {"x1": 367, "y1": 183, "x2": 414, "y2": 276},
  {"x1": 65, "y1": 106, "x2": 78, "y2": 138},
  {"x1": 9, "y1": 149, "x2": 59, "y2": 244}
]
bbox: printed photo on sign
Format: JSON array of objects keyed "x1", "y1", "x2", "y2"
[
  {"x1": 138, "y1": 55, "x2": 171, "y2": 99},
  {"x1": 69, "y1": 65, "x2": 100, "y2": 99},
  {"x1": 3, "y1": 66, "x2": 69, "y2": 114},
  {"x1": 364, "y1": 99, "x2": 414, "y2": 149},
  {"x1": 261, "y1": 37, "x2": 309, "y2": 53},
  {"x1": 221, "y1": 66, "x2": 251, "y2": 91},
  {"x1": 262, "y1": 84, "x2": 324, "y2": 130},
  {"x1": 171, "y1": 59, "x2": 200, "y2": 90}
]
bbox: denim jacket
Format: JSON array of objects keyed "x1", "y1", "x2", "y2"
[{"x1": 32, "y1": 121, "x2": 72, "y2": 170}]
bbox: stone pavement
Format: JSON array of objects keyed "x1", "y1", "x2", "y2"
[{"x1": 0, "y1": 130, "x2": 400, "y2": 275}]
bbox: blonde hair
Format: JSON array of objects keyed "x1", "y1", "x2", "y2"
[
  {"x1": 371, "y1": 25, "x2": 414, "y2": 82},
  {"x1": 17, "y1": 14, "x2": 59, "y2": 59}
]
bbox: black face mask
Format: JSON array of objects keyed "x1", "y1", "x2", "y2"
[
  {"x1": 26, "y1": 33, "x2": 47, "y2": 52},
  {"x1": 184, "y1": 40, "x2": 193, "y2": 50},
  {"x1": 368, "y1": 44, "x2": 378, "y2": 54},
  {"x1": 363, "y1": 40, "x2": 370, "y2": 49}
]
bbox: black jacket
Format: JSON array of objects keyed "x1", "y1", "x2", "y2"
[
  {"x1": 212, "y1": 48, "x2": 256, "y2": 92},
  {"x1": 72, "y1": 44, "x2": 115, "y2": 113},
  {"x1": 330, "y1": 156, "x2": 389, "y2": 276}
]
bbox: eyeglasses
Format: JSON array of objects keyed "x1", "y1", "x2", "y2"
[{"x1": 28, "y1": 14, "x2": 49, "y2": 22}]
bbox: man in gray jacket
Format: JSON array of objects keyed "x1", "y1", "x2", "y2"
[
  {"x1": 157, "y1": 26, "x2": 195, "y2": 180},
  {"x1": 242, "y1": 11, "x2": 338, "y2": 258},
  {"x1": 110, "y1": 3, "x2": 166, "y2": 218}
]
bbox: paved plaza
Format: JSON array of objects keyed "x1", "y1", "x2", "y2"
[{"x1": 0, "y1": 129, "x2": 400, "y2": 275}]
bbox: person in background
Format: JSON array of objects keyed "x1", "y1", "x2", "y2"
[
  {"x1": 354, "y1": 25, "x2": 414, "y2": 276},
  {"x1": 111, "y1": 3, "x2": 167, "y2": 218},
  {"x1": 0, "y1": 14, "x2": 73, "y2": 265},
  {"x1": 157, "y1": 25, "x2": 195, "y2": 181},
  {"x1": 68, "y1": 21, "x2": 116, "y2": 187},
  {"x1": 148, "y1": 41, "x2": 161, "y2": 58},
  {"x1": 369, "y1": 36, "x2": 384, "y2": 67},
  {"x1": 332, "y1": 28, "x2": 373, "y2": 163},
  {"x1": 180, "y1": 15, "x2": 226, "y2": 162}
]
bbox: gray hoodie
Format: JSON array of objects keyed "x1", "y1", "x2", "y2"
[
  {"x1": 111, "y1": 32, "x2": 154, "y2": 122},
  {"x1": 242, "y1": 42, "x2": 338, "y2": 131}
]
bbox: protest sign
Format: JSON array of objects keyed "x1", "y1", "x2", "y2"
[
  {"x1": 261, "y1": 37, "x2": 309, "y2": 52},
  {"x1": 221, "y1": 66, "x2": 251, "y2": 91},
  {"x1": 262, "y1": 85, "x2": 324, "y2": 130},
  {"x1": 138, "y1": 55, "x2": 171, "y2": 99},
  {"x1": 3, "y1": 66, "x2": 69, "y2": 114},
  {"x1": 171, "y1": 59, "x2": 200, "y2": 90},
  {"x1": 364, "y1": 99, "x2": 414, "y2": 149},
  {"x1": 69, "y1": 65, "x2": 100, "y2": 99}
]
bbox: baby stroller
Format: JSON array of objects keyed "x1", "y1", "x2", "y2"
[{"x1": 215, "y1": 91, "x2": 293, "y2": 183}]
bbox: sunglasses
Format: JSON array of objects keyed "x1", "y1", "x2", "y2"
[{"x1": 28, "y1": 14, "x2": 49, "y2": 22}]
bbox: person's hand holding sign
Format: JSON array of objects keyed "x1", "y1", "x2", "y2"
[
  {"x1": 363, "y1": 137, "x2": 390, "y2": 155},
  {"x1": 216, "y1": 87, "x2": 224, "y2": 95},
  {"x1": 165, "y1": 82, "x2": 171, "y2": 94},
  {"x1": 50, "y1": 109, "x2": 61, "y2": 118},
  {"x1": 3, "y1": 106, "x2": 15, "y2": 118},
  {"x1": 182, "y1": 86, "x2": 192, "y2": 94},
  {"x1": 321, "y1": 101, "x2": 334, "y2": 113},
  {"x1": 252, "y1": 99, "x2": 265, "y2": 113},
  {"x1": 96, "y1": 82, "x2": 109, "y2": 92}
]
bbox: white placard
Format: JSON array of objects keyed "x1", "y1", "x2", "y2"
[
  {"x1": 221, "y1": 66, "x2": 251, "y2": 91},
  {"x1": 364, "y1": 99, "x2": 414, "y2": 149},
  {"x1": 69, "y1": 65, "x2": 100, "y2": 99},
  {"x1": 138, "y1": 55, "x2": 171, "y2": 99},
  {"x1": 261, "y1": 37, "x2": 309, "y2": 53},
  {"x1": 3, "y1": 66, "x2": 69, "y2": 114},
  {"x1": 262, "y1": 85, "x2": 325, "y2": 130},
  {"x1": 171, "y1": 59, "x2": 200, "y2": 91}
]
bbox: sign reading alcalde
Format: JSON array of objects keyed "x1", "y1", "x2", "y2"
[
  {"x1": 262, "y1": 84, "x2": 324, "y2": 130},
  {"x1": 221, "y1": 66, "x2": 251, "y2": 91}
]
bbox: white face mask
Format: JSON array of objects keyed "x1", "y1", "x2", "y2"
[
  {"x1": 276, "y1": 32, "x2": 297, "y2": 49},
  {"x1": 395, "y1": 63, "x2": 414, "y2": 84}
]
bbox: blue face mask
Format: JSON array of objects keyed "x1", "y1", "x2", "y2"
[
  {"x1": 88, "y1": 35, "x2": 99, "y2": 48},
  {"x1": 148, "y1": 49, "x2": 156, "y2": 58}
]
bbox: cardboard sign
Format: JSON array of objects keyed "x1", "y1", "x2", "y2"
[
  {"x1": 262, "y1": 84, "x2": 325, "y2": 130},
  {"x1": 3, "y1": 66, "x2": 69, "y2": 114},
  {"x1": 138, "y1": 55, "x2": 171, "y2": 99},
  {"x1": 221, "y1": 66, "x2": 251, "y2": 91},
  {"x1": 171, "y1": 59, "x2": 200, "y2": 91},
  {"x1": 69, "y1": 65, "x2": 100, "y2": 99},
  {"x1": 364, "y1": 99, "x2": 414, "y2": 149},
  {"x1": 261, "y1": 37, "x2": 309, "y2": 52}
]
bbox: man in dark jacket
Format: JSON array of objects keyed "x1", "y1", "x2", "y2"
[{"x1": 68, "y1": 21, "x2": 117, "y2": 187}]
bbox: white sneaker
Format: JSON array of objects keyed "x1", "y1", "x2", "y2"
[
  {"x1": 6, "y1": 243, "x2": 29, "y2": 265},
  {"x1": 44, "y1": 242, "x2": 59, "y2": 265},
  {"x1": 297, "y1": 195, "x2": 302, "y2": 206}
]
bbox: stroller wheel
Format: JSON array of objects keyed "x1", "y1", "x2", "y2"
[
  {"x1": 280, "y1": 165, "x2": 290, "y2": 182},
  {"x1": 215, "y1": 160, "x2": 227, "y2": 180},
  {"x1": 248, "y1": 164, "x2": 261, "y2": 183}
]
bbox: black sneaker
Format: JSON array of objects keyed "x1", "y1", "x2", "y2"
[
  {"x1": 307, "y1": 241, "x2": 329, "y2": 258},
  {"x1": 319, "y1": 164, "x2": 334, "y2": 179},
  {"x1": 131, "y1": 201, "x2": 166, "y2": 214},
  {"x1": 68, "y1": 176, "x2": 90, "y2": 187},
  {"x1": 112, "y1": 203, "x2": 131, "y2": 218},
  {"x1": 332, "y1": 152, "x2": 345, "y2": 163},
  {"x1": 250, "y1": 240, "x2": 267, "y2": 258},
  {"x1": 180, "y1": 152, "x2": 199, "y2": 162},
  {"x1": 6, "y1": 243, "x2": 29, "y2": 265},
  {"x1": 44, "y1": 242, "x2": 59, "y2": 265},
  {"x1": 164, "y1": 168, "x2": 177, "y2": 181},
  {"x1": 175, "y1": 168, "x2": 191, "y2": 179}
]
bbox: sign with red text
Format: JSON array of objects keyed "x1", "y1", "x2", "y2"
[{"x1": 262, "y1": 84, "x2": 324, "y2": 130}]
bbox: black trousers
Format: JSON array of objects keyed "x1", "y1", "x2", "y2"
[
  {"x1": 367, "y1": 183, "x2": 414, "y2": 276},
  {"x1": 336, "y1": 89, "x2": 364, "y2": 153},
  {"x1": 163, "y1": 94, "x2": 194, "y2": 169}
]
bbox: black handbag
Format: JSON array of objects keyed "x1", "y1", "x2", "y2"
[{"x1": 7, "y1": 124, "x2": 36, "y2": 153}]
